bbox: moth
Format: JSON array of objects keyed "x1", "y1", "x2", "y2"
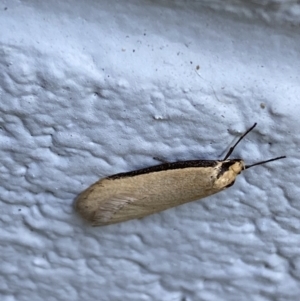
[{"x1": 76, "y1": 123, "x2": 285, "y2": 226}]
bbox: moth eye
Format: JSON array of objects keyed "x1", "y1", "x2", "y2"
[{"x1": 225, "y1": 180, "x2": 235, "y2": 188}]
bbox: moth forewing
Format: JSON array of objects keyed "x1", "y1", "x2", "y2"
[{"x1": 76, "y1": 159, "x2": 245, "y2": 226}]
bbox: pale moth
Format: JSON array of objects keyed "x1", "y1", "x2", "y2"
[{"x1": 76, "y1": 123, "x2": 285, "y2": 226}]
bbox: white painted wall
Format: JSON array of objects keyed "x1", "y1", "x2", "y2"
[{"x1": 0, "y1": 1, "x2": 300, "y2": 300}]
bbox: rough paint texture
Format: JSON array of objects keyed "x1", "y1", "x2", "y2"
[{"x1": 0, "y1": 1, "x2": 299, "y2": 301}]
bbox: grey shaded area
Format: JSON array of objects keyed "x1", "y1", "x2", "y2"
[{"x1": 0, "y1": 0, "x2": 299, "y2": 301}]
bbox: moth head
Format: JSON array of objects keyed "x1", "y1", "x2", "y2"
[
  {"x1": 214, "y1": 155, "x2": 286, "y2": 190},
  {"x1": 215, "y1": 159, "x2": 245, "y2": 189}
]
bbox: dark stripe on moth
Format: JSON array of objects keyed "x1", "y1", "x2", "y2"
[
  {"x1": 216, "y1": 159, "x2": 241, "y2": 179},
  {"x1": 108, "y1": 160, "x2": 220, "y2": 179},
  {"x1": 225, "y1": 180, "x2": 235, "y2": 188}
]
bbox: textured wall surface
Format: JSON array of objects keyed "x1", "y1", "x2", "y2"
[{"x1": 1, "y1": 1, "x2": 300, "y2": 300}]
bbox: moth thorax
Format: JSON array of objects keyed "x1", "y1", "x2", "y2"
[
  {"x1": 214, "y1": 160, "x2": 245, "y2": 189},
  {"x1": 230, "y1": 160, "x2": 245, "y2": 174}
]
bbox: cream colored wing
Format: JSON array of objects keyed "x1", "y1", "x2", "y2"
[{"x1": 76, "y1": 165, "x2": 223, "y2": 226}]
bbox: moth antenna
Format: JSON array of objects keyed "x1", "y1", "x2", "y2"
[
  {"x1": 245, "y1": 156, "x2": 286, "y2": 169},
  {"x1": 224, "y1": 123, "x2": 257, "y2": 160}
]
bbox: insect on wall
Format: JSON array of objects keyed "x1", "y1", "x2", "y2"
[{"x1": 76, "y1": 123, "x2": 285, "y2": 226}]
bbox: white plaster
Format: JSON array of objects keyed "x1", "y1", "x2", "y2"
[{"x1": 0, "y1": 0, "x2": 300, "y2": 300}]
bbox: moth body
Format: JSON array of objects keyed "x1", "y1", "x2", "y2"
[
  {"x1": 76, "y1": 123, "x2": 285, "y2": 226},
  {"x1": 76, "y1": 159, "x2": 244, "y2": 226}
]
